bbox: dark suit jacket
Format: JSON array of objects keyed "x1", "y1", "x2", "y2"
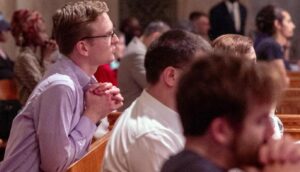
[{"x1": 209, "y1": 1, "x2": 247, "y2": 40}]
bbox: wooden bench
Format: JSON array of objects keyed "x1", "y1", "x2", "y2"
[
  {"x1": 67, "y1": 132, "x2": 111, "y2": 172},
  {"x1": 289, "y1": 78, "x2": 300, "y2": 88},
  {"x1": 276, "y1": 98, "x2": 300, "y2": 114},
  {"x1": 276, "y1": 114, "x2": 300, "y2": 140},
  {"x1": 108, "y1": 111, "x2": 121, "y2": 130},
  {"x1": 0, "y1": 79, "x2": 18, "y2": 100},
  {"x1": 288, "y1": 71, "x2": 300, "y2": 79}
]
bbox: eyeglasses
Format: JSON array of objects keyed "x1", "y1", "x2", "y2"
[{"x1": 80, "y1": 30, "x2": 116, "y2": 41}]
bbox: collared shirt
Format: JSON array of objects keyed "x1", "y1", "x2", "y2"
[
  {"x1": 0, "y1": 56, "x2": 97, "y2": 172},
  {"x1": 103, "y1": 90, "x2": 185, "y2": 172},
  {"x1": 117, "y1": 37, "x2": 147, "y2": 111},
  {"x1": 225, "y1": 1, "x2": 241, "y2": 32}
]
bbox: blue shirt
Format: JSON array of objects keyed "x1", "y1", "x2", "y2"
[
  {"x1": 255, "y1": 37, "x2": 290, "y2": 70},
  {"x1": 162, "y1": 149, "x2": 226, "y2": 172}
]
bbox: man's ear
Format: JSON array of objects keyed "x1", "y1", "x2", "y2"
[
  {"x1": 209, "y1": 117, "x2": 234, "y2": 146},
  {"x1": 274, "y1": 20, "x2": 282, "y2": 31},
  {"x1": 162, "y1": 66, "x2": 178, "y2": 87},
  {"x1": 75, "y1": 40, "x2": 89, "y2": 56}
]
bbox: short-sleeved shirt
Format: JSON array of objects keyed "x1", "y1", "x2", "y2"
[
  {"x1": 255, "y1": 37, "x2": 290, "y2": 70},
  {"x1": 161, "y1": 149, "x2": 226, "y2": 172}
]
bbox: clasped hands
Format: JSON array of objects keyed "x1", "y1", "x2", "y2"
[{"x1": 84, "y1": 82, "x2": 123, "y2": 123}]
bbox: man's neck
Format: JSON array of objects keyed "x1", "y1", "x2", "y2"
[
  {"x1": 146, "y1": 84, "x2": 176, "y2": 111},
  {"x1": 274, "y1": 33, "x2": 288, "y2": 47},
  {"x1": 68, "y1": 53, "x2": 97, "y2": 76},
  {"x1": 185, "y1": 136, "x2": 234, "y2": 170}
]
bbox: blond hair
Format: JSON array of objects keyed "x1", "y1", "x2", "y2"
[{"x1": 212, "y1": 34, "x2": 254, "y2": 59}]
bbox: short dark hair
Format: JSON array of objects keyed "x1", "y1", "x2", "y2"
[
  {"x1": 145, "y1": 30, "x2": 211, "y2": 85},
  {"x1": 177, "y1": 54, "x2": 285, "y2": 136},
  {"x1": 189, "y1": 11, "x2": 207, "y2": 21},
  {"x1": 256, "y1": 5, "x2": 284, "y2": 36}
]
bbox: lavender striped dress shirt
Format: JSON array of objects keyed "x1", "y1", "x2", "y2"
[{"x1": 0, "y1": 56, "x2": 97, "y2": 172}]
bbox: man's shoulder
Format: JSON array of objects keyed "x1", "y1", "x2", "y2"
[
  {"x1": 162, "y1": 150, "x2": 224, "y2": 172},
  {"x1": 257, "y1": 37, "x2": 281, "y2": 50},
  {"x1": 211, "y1": 1, "x2": 226, "y2": 12},
  {"x1": 39, "y1": 73, "x2": 76, "y2": 93}
]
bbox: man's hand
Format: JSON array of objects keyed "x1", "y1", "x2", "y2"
[
  {"x1": 83, "y1": 82, "x2": 123, "y2": 123},
  {"x1": 256, "y1": 136, "x2": 300, "y2": 172},
  {"x1": 259, "y1": 136, "x2": 300, "y2": 165}
]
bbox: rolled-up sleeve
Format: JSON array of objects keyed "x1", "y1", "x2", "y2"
[{"x1": 36, "y1": 84, "x2": 96, "y2": 172}]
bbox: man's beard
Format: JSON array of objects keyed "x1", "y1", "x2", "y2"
[{"x1": 229, "y1": 133, "x2": 265, "y2": 169}]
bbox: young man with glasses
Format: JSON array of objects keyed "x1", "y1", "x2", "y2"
[{"x1": 0, "y1": 1, "x2": 123, "y2": 172}]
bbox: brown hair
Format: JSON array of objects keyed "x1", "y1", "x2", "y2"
[
  {"x1": 177, "y1": 54, "x2": 285, "y2": 136},
  {"x1": 212, "y1": 34, "x2": 254, "y2": 59},
  {"x1": 52, "y1": 1, "x2": 109, "y2": 55},
  {"x1": 11, "y1": 9, "x2": 44, "y2": 47}
]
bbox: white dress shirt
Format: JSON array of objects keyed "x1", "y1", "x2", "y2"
[
  {"x1": 102, "y1": 90, "x2": 185, "y2": 172},
  {"x1": 225, "y1": 1, "x2": 241, "y2": 32}
]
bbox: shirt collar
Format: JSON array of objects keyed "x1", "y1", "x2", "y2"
[
  {"x1": 139, "y1": 90, "x2": 183, "y2": 134},
  {"x1": 60, "y1": 55, "x2": 96, "y2": 90},
  {"x1": 225, "y1": 1, "x2": 238, "y2": 11}
]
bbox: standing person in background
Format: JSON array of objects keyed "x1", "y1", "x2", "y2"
[
  {"x1": 11, "y1": 9, "x2": 58, "y2": 105},
  {"x1": 0, "y1": 1, "x2": 123, "y2": 171},
  {"x1": 189, "y1": 11, "x2": 211, "y2": 41},
  {"x1": 118, "y1": 21, "x2": 170, "y2": 111},
  {"x1": 120, "y1": 17, "x2": 142, "y2": 45},
  {"x1": 255, "y1": 5, "x2": 295, "y2": 84},
  {"x1": 209, "y1": 0, "x2": 247, "y2": 40}
]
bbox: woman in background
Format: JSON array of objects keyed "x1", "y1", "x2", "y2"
[
  {"x1": 255, "y1": 5, "x2": 295, "y2": 79},
  {"x1": 11, "y1": 9, "x2": 57, "y2": 104}
]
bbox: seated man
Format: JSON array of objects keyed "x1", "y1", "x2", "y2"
[
  {"x1": 103, "y1": 30, "x2": 212, "y2": 172},
  {"x1": 118, "y1": 21, "x2": 170, "y2": 111},
  {"x1": 162, "y1": 54, "x2": 300, "y2": 172},
  {"x1": 212, "y1": 34, "x2": 284, "y2": 139},
  {"x1": 0, "y1": 1, "x2": 123, "y2": 171}
]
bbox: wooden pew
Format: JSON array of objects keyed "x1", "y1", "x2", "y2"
[
  {"x1": 0, "y1": 79, "x2": 18, "y2": 100},
  {"x1": 276, "y1": 98, "x2": 300, "y2": 114},
  {"x1": 108, "y1": 111, "x2": 121, "y2": 130},
  {"x1": 276, "y1": 88, "x2": 300, "y2": 114},
  {"x1": 67, "y1": 132, "x2": 111, "y2": 172},
  {"x1": 289, "y1": 78, "x2": 300, "y2": 88},
  {"x1": 277, "y1": 114, "x2": 300, "y2": 140},
  {"x1": 288, "y1": 71, "x2": 300, "y2": 79}
]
